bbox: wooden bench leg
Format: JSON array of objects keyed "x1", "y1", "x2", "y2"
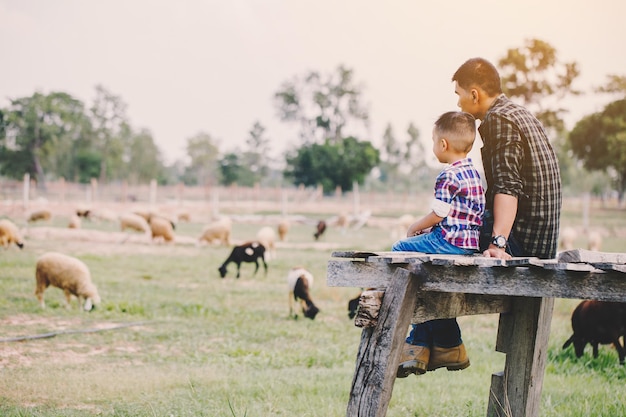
[
  {"x1": 346, "y1": 267, "x2": 420, "y2": 417},
  {"x1": 487, "y1": 297, "x2": 554, "y2": 417}
]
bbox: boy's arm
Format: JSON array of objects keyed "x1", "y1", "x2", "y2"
[{"x1": 406, "y1": 211, "x2": 444, "y2": 237}]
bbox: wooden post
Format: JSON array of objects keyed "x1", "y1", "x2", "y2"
[
  {"x1": 487, "y1": 297, "x2": 554, "y2": 417},
  {"x1": 347, "y1": 268, "x2": 419, "y2": 417},
  {"x1": 149, "y1": 179, "x2": 157, "y2": 206},
  {"x1": 22, "y1": 173, "x2": 30, "y2": 209}
]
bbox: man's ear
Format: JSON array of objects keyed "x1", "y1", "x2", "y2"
[{"x1": 471, "y1": 89, "x2": 478, "y2": 103}]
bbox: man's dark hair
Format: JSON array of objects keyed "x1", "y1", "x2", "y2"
[{"x1": 452, "y1": 57, "x2": 502, "y2": 96}]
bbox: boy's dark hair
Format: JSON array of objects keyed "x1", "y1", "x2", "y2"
[
  {"x1": 434, "y1": 111, "x2": 476, "y2": 153},
  {"x1": 452, "y1": 57, "x2": 502, "y2": 97}
]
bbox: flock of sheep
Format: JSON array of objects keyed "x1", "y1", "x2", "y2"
[
  {"x1": 2, "y1": 205, "x2": 625, "y2": 363},
  {"x1": 0, "y1": 205, "x2": 325, "y2": 320}
]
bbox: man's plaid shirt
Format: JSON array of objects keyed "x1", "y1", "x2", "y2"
[{"x1": 478, "y1": 94, "x2": 562, "y2": 259}]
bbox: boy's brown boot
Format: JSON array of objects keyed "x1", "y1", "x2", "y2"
[
  {"x1": 396, "y1": 342, "x2": 429, "y2": 378},
  {"x1": 427, "y1": 343, "x2": 470, "y2": 371}
]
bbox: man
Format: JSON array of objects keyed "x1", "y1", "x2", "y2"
[
  {"x1": 397, "y1": 57, "x2": 562, "y2": 377},
  {"x1": 452, "y1": 57, "x2": 561, "y2": 260}
]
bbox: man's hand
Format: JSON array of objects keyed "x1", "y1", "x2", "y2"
[{"x1": 482, "y1": 246, "x2": 512, "y2": 260}]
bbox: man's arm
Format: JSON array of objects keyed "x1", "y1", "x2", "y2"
[{"x1": 483, "y1": 193, "x2": 517, "y2": 259}]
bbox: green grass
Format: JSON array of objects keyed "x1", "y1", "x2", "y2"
[{"x1": 0, "y1": 203, "x2": 625, "y2": 416}]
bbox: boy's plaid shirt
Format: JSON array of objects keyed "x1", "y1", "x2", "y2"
[{"x1": 434, "y1": 158, "x2": 485, "y2": 249}]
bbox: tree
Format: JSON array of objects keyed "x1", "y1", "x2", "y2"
[
  {"x1": 0, "y1": 91, "x2": 88, "y2": 189},
  {"x1": 89, "y1": 85, "x2": 129, "y2": 183},
  {"x1": 184, "y1": 132, "x2": 220, "y2": 186},
  {"x1": 284, "y1": 137, "x2": 379, "y2": 193},
  {"x1": 274, "y1": 65, "x2": 369, "y2": 144},
  {"x1": 568, "y1": 99, "x2": 626, "y2": 203},
  {"x1": 125, "y1": 128, "x2": 165, "y2": 184},
  {"x1": 498, "y1": 38, "x2": 581, "y2": 134},
  {"x1": 378, "y1": 123, "x2": 402, "y2": 184},
  {"x1": 242, "y1": 121, "x2": 271, "y2": 184}
]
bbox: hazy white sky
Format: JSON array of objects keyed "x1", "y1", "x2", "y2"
[{"x1": 1, "y1": 0, "x2": 625, "y2": 165}]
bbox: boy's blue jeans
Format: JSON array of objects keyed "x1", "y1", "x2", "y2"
[{"x1": 392, "y1": 227, "x2": 475, "y2": 348}]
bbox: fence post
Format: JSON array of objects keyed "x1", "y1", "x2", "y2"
[
  {"x1": 149, "y1": 179, "x2": 157, "y2": 206},
  {"x1": 22, "y1": 173, "x2": 30, "y2": 209}
]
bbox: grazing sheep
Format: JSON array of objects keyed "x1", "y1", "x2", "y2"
[
  {"x1": 198, "y1": 217, "x2": 232, "y2": 246},
  {"x1": 149, "y1": 216, "x2": 175, "y2": 242},
  {"x1": 562, "y1": 300, "x2": 626, "y2": 364},
  {"x1": 177, "y1": 211, "x2": 191, "y2": 222},
  {"x1": 348, "y1": 292, "x2": 362, "y2": 319},
  {"x1": 35, "y1": 252, "x2": 101, "y2": 311},
  {"x1": 257, "y1": 226, "x2": 277, "y2": 260},
  {"x1": 218, "y1": 241, "x2": 267, "y2": 279},
  {"x1": 119, "y1": 212, "x2": 150, "y2": 233},
  {"x1": 287, "y1": 267, "x2": 319, "y2": 320},
  {"x1": 0, "y1": 219, "x2": 24, "y2": 249},
  {"x1": 559, "y1": 226, "x2": 577, "y2": 251},
  {"x1": 90, "y1": 208, "x2": 119, "y2": 223},
  {"x1": 587, "y1": 231, "x2": 602, "y2": 251},
  {"x1": 68, "y1": 214, "x2": 82, "y2": 229},
  {"x1": 28, "y1": 209, "x2": 51, "y2": 223},
  {"x1": 277, "y1": 219, "x2": 290, "y2": 242},
  {"x1": 75, "y1": 206, "x2": 91, "y2": 218},
  {"x1": 314, "y1": 220, "x2": 327, "y2": 240}
]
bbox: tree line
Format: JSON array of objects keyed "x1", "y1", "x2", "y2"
[{"x1": 1, "y1": 38, "x2": 625, "y2": 201}]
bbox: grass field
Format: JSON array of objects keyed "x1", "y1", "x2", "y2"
[{"x1": 0, "y1": 201, "x2": 625, "y2": 416}]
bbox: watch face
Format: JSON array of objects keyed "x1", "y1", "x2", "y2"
[{"x1": 494, "y1": 235, "x2": 507, "y2": 248}]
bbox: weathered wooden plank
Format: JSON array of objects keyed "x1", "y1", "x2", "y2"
[
  {"x1": 557, "y1": 249, "x2": 626, "y2": 264},
  {"x1": 347, "y1": 268, "x2": 420, "y2": 417},
  {"x1": 592, "y1": 263, "x2": 626, "y2": 273},
  {"x1": 328, "y1": 259, "x2": 626, "y2": 302},
  {"x1": 354, "y1": 290, "x2": 385, "y2": 328},
  {"x1": 412, "y1": 293, "x2": 511, "y2": 323},
  {"x1": 408, "y1": 263, "x2": 626, "y2": 302},
  {"x1": 488, "y1": 297, "x2": 554, "y2": 417}
]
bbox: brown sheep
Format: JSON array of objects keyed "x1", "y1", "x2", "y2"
[
  {"x1": 277, "y1": 219, "x2": 290, "y2": 242},
  {"x1": 149, "y1": 216, "x2": 175, "y2": 242},
  {"x1": 0, "y1": 219, "x2": 24, "y2": 249},
  {"x1": 35, "y1": 252, "x2": 101, "y2": 311},
  {"x1": 28, "y1": 209, "x2": 51, "y2": 223},
  {"x1": 198, "y1": 217, "x2": 232, "y2": 246}
]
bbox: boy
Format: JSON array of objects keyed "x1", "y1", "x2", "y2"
[{"x1": 392, "y1": 110, "x2": 485, "y2": 377}]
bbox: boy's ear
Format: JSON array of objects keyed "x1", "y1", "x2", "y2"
[{"x1": 440, "y1": 137, "x2": 449, "y2": 150}]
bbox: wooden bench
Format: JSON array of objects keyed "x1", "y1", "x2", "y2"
[{"x1": 326, "y1": 249, "x2": 626, "y2": 417}]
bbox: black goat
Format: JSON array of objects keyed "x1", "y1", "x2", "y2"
[
  {"x1": 287, "y1": 267, "x2": 319, "y2": 320},
  {"x1": 314, "y1": 220, "x2": 327, "y2": 240},
  {"x1": 218, "y1": 241, "x2": 267, "y2": 279},
  {"x1": 348, "y1": 293, "x2": 361, "y2": 319},
  {"x1": 562, "y1": 300, "x2": 626, "y2": 364}
]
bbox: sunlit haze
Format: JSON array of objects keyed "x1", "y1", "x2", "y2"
[{"x1": 1, "y1": 0, "x2": 624, "y2": 166}]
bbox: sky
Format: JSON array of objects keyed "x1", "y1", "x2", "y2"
[{"x1": 1, "y1": 0, "x2": 625, "y2": 166}]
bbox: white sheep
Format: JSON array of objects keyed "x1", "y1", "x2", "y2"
[
  {"x1": 35, "y1": 252, "x2": 101, "y2": 311},
  {"x1": 28, "y1": 209, "x2": 51, "y2": 223},
  {"x1": 68, "y1": 214, "x2": 82, "y2": 229},
  {"x1": 149, "y1": 215, "x2": 175, "y2": 243},
  {"x1": 559, "y1": 226, "x2": 577, "y2": 251},
  {"x1": 257, "y1": 226, "x2": 277, "y2": 260},
  {"x1": 587, "y1": 231, "x2": 602, "y2": 251},
  {"x1": 119, "y1": 212, "x2": 150, "y2": 234},
  {"x1": 0, "y1": 218, "x2": 24, "y2": 249},
  {"x1": 198, "y1": 217, "x2": 232, "y2": 246},
  {"x1": 277, "y1": 219, "x2": 290, "y2": 241},
  {"x1": 391, "y1": 214, "x2": 416, "y2": 241}
]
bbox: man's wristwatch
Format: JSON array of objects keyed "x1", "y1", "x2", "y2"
[{"x1": 491, "y1": 235, "x2": 507, "y2": 249}]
